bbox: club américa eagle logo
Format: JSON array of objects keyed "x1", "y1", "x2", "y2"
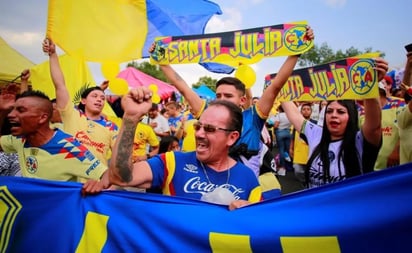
[
  {"x1": 283, "y1": 25, "x2": 312, "y2": 53},
  {"x1": 25, "y1": 156, "x2": 38, "y2": 174},
  {"x1": 349, "y1": 59, "x2": 376, "y2": 95}
]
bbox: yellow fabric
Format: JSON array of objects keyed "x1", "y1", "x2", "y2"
[
  {"x1": 59, "y1": 101, "x2": 118, "y2": 166},
  {"x1": 132, "y1": 123, "x2": 159, "y2": 159},
  {"x1": 0, "y1": 36, "x2": 34, "y2": 84},
  {"x1": 292, "y1": 130, "x2": 310, "y2": 164},
  {"x1": 47, "y1": 0, "x2": 148, "y2": 62},
  {"x1": 182, "y1": 119, "x2": 197, "y2": 152},
  {"x1": 163, "y1": 151, "x2": 176, "y2": 195},
  {"x1": 359, "y1": 102, "x2": 404, "y2": 170},
  {"x1": 30, "y1": 54, "x2": 117, "y2": 119},
  {"x1": 258, "y1": 172, "x2": 281, "y2": 193},
  {"x1": 31, "y1": 54, "x2": 95, "y2": 99}
]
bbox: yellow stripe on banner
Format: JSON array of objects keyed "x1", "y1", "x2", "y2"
[
  {"x1": 355, "y1": 52, "x2": 381, "y2": 58},
  {"x1": 209, "y1": 232, "x2": 252, "y2": 253},
  {"x1": 0, "y1": 186, "x2": 22, "y2": 253},
  {"x1": 280, "y1": 236, "x2": 341, "y2": 253},
  {"x1": 76, "y1": 212, "x2": 109, "y2": 253},
  {"x1": 163, "y1": 151, "x2": 176, "y2": 195}
]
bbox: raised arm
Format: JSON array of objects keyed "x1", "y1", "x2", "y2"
[
  {"x1": 243, "y1": 88, "x2": 253, "y2": 109},
  {"x1": 402, "y1": 52, "x2": 412, "y2": 112},
  {"x1": 281, "y1": 101, "x2": 305, "y2": 133},
  {"x1": 42, "y1": 39, "x2": 70, "y2": 110},
  {"x1": 20, "y1": 69, "x2": 30, "y2": 93},
  {"x1": 361, "y1": 58, "x2": 388, "y2": 146},
  {"x1": 159, "y1": 65, "x2": 204, "y2": 116},
  {"x1": 0, "y1": 90, "x2": 16, "y2": 140},
  {"x1": 257, "y1": 26, "x2": 314, "y2": 117},
  {"x1": 109, "y1": 87, "x2": 154, "y2": 187},
  {"x1": 149, "y1": 43, "x2": 204, "y2": 116}
]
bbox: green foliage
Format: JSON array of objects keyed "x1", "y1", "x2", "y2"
[
  {"x1": 192, "y1": 76, "x2": 217, "y2": 92},
  {"x1": 72, "y1": 83, "x2": 93, "y2": 105},
  {"x1": 298, "y1": 42, "x2": 385, "y2": 67},
  {"x1": 127, "y1": 61, "x2": 168, "y2": 82}
]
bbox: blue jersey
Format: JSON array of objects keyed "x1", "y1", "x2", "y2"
[
  {"x1": 147, "y1": 151, "x2": 262, "y2": 203},
  {"x1": 236, "y1": 106, "x2": 266, "y2": 154}
]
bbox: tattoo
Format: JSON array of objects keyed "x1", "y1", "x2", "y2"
[{"x1": 116, "y1": 118, "x2": 136, "y2": 182}]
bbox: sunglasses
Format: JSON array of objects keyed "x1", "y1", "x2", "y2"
[{"x1": 193, "y1": 121, "x2": 235, "y2": 133}]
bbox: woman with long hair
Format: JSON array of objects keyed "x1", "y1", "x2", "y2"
[{"x1": 281, "y1": 58, "x2": 388, "y2": 188}]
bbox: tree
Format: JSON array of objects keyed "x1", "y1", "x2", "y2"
[
  {"x1": 127, "y1": 61, "x2": 168, "y2": 82},
  {"x1": 192, "y1": 76, "x2": 217, "y2": 92},
  {"x1": 298, "y1": 42, "x2": 385, "y2": 67}
]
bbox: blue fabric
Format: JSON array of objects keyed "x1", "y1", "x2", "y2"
[
  {"x1": 199, "y1": 62, "x2": 235, "y2": 74},
  {"x1": 275, "y1": 129, "x2": 292, "y2": 167},
  {"x1": 193, "y1": 85, "x2": 216, "y2": 100},
  {"x1": 144, "y1": 0, "x2": 234, "y2": 74},
  {"x1": 143, "y1": 0, "x2": 222, "y2": 58},
  {"x1": 237, "y1": 106, "x2": 266, "y2": 153},
  {"x1": 1, "y1": 163, "x2": 412, "y2": 252}
]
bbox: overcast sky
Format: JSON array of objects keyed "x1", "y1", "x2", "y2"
[{"x1": 0, "y1": 0, "x2": 410, "y2": 96}]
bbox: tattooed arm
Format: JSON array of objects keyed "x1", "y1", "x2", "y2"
[{"x1": 109, "y1": 88, "x2": 154, "y2": 187}]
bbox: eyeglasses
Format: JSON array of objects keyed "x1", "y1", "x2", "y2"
[{"x1": 193, "y1": 121, "x2": 235, "y2": 133}]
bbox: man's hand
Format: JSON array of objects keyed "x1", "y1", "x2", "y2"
[
  {"x1": 0, "y1": 93, "x2": 15, "y2": 111},
  {"x1": 387, "y1": 145, "x2": 400, "y2": 167},
  {"x1": 100, "y1": 80, "x2": 109, "y2": 91},
  {"x1": 228, "y1": 199, "x2": 251, "y2": 211},
  {"x1": 121, "y1": 87, "x2": 153, "y2": 120},
  {"x1": 149, "y1": 42, "x2": 156, "y2": 54},
  {"x1": 42, "y1": 38, "x2": 56, "y2": 55},
  {"x1": 375, "y1": 58, "x2": 389, "y2": 81},
  {"x1": 21, "y1": 69, "x2": 30, "y2": 81},
  {"x1": 81, "y1": 180, "x2": 106, "y2": 196},
  {"x1": 304, "y1": 25, "x2": 314, "y2": 42}
]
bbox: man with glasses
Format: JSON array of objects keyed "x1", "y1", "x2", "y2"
[
  {"x1": 148, "y1": 27, "x2": 314, "y2": 197},
  {"x1": 83, "y1": 87, "x2": 262, "y2": 210}
]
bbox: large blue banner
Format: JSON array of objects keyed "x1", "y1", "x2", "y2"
[{"x1": 1, "y1": 163, "x2": 412, "y2": 253}]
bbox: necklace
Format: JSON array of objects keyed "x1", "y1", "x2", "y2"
[
  {"x1": 200, "y1": 159, "x2": 230, "y2": 186},
  {"x1": 199, "y1": 160, "x2": 235, "y2": 205}
]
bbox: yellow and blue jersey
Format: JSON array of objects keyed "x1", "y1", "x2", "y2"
[{"x1": 0, "y1": 129, "x2": 107, "y2": 181}]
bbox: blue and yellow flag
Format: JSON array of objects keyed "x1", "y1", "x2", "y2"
[
  {"x1": 1, "y1": 163, "x2": 412, "y2": 252},
  {"x1": 46, "y1": 0, "x2": 222, "y2": 63}
]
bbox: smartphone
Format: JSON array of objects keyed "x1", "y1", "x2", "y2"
[{"x1": 405, "y1": 43, "x2": 412, "y2": 52}]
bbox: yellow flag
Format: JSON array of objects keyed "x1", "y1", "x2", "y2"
[
  {"x1": 30, "y1": 54, "x2": 96, "y2": 100},
  {"x1": 30, "y1": 54, "x2": 117, "y2": 118},
  {"x1": 47, "y1": 0, "x2": 148, "y2": 62}
]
